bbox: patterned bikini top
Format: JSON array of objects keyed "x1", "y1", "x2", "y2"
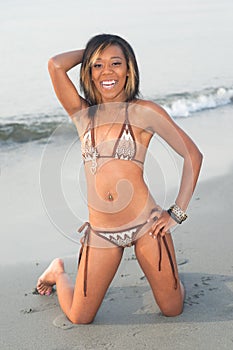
[{"x1": 81, "y1": 107, "x2": 144, "y2": 173}]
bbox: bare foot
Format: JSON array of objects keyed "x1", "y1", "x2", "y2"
[{"x1": 36, "y1": 258, "x2": 64, "y2": 296}]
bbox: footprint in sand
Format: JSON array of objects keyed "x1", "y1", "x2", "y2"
[
  {"x1": 201, "y1": 276, "x2": 212, "y2": 286},
  {"x1": 177, "y1": 258, "x2": 189, "y2": 266},
  {"x1": 185, "y1": 276, "x2": 217, "y2": 306},
  {"x1": 21, "y1": 302, "x2": 58, "y2": 314},
  {"x1": 53, "y1": 314, "x2": 75, "y2": 330},
  {"x1": 185, "y1": 290, "x2": 205, "y2": 306},
  {"x1": 185, "y1": 283, "x2": 205, "y2": 306},
  {"x1": 20, "y1": 308, "x2": 35, "y2": 314}
]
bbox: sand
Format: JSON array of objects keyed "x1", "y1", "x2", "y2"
[{"x1": 1, "y1": 105, "x2": 233, "y2": 350}]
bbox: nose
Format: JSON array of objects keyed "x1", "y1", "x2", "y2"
[{"x1": 102, "y1": 64, "x2": 113, "y2": 74}]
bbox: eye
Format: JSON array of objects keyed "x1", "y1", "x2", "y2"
[
  {"x1": 112, "y1": 61, "x2": 122, "y2": 66},
  {"x1": 93, "y1": 63, "x2": 102, "y2": 69}
]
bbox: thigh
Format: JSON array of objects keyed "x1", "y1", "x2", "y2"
[
  {"x1": 134, "y1": 232, "x2": 184, "y2": 316},
  {"x1": 70, "y1": 245, "x2": 124, "y2": 323}
]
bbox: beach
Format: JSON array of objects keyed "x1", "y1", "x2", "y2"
[
  {"x1": 1, "y1": 0, "x2": 233, "y2": 348},
  {"x1": 1, "y1": 105, "x2": 233, "y2": 350}
]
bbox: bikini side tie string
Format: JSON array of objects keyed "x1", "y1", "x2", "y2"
[
  {"x1": 77, "y1": 222, "x2": 91, "y2": 297},
  {"x1": 77, "y1": 220, "x2": 178, "y2": 297},
  {"x1": 153, "y1": 229, "x2": 178, "y2": 290}
]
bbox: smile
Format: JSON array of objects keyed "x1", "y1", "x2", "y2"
[{"x1": 101, "y1": 80, "x2": 117, "y2": 89}]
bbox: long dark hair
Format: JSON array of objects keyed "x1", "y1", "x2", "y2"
[{"x1": 80, "y1": 34, "x2": 140, "y2": 106}]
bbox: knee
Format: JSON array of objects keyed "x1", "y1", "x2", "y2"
[
  {"x1": 160, "y1": 287, "x2": 185, "y2": 317},
  {"x1": 70, "y1": 317, "x2": 94, "y2": 325},
  {"x1": 68, "y1": 313, "x2": 95, "y2": 325},
  {"x1": 161, "y1": 302, "x2": 184, "y2": 317}
]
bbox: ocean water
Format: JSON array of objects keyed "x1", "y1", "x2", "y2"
[
  {"x1": 1, "y1": 0, "x2": 233, "y2": 143},
  {"x1": 1, "y1": 0, "x2": 233, "y2": 263}
]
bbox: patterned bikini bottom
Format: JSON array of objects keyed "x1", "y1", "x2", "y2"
[{"x1": 77, "y1": 209, "x2": 177, "y2": 297}]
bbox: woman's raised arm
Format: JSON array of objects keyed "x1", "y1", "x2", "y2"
[{"x1": 48, "y1": 49, "x2": 88, "y2": 117}]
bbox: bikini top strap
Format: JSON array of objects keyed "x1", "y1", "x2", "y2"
[
  {"x1": 90, "y1": 117, "x2": 95, "y2": 147},
  {"x1": 125, "y1": 103, "x2": 129, "y2": 124},
  {"x1": 116, "y1": 104, "x2": 134, "y2": 137}
]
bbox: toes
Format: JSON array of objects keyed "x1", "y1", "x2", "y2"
[
  {"x1": 36, "y1": 278, "x2": 53, "y2": 296},
  {"x1": 37, "y1": 286, "x2": 52, "y2": 296},
  {"x1": 36, "y1": 286, "x2": 46, "y2": 295},
  {"x1": 36, "y1": 278, "x2": 43, "y2": 289},
  {"x1": 36, "y1": 280, "x2": 45, "y2": 294}
]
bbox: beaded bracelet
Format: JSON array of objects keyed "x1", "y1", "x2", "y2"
[{"x1": 167, "y1": 204, "x2": 187, "y2": 224}]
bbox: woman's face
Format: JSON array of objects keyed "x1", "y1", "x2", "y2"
[{"x1": 91, "y1": 45, "x2": 129, "y2": 103}]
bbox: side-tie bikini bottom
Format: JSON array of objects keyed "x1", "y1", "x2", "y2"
[{"x1": 77, "y1": 209, "x2": 177, "y2": 297}]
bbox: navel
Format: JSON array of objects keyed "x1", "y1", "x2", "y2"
[{"x1": 107, "y1": 192, "x2": 114, "y2": 201}]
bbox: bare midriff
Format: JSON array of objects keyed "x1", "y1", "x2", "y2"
[{"x1": 85, "y1": 158, "x2": 156, "y2": 229}]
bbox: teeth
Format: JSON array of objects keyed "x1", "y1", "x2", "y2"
[{"x1": 101, "y1": 80, "x2": 116, "y2": 87}]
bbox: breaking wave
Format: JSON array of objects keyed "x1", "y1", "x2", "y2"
[{"x1": 1, "y1": 86, "x2": 232, "y2": 144}]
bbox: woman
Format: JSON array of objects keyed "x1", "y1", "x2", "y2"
[{"x1": 37, "y1": 34, "x2": 203, "y2": 324}]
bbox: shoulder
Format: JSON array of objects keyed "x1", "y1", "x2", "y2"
[
  {"x1": 134, "y1": 98, "x2": 169, "y2": 115},
  {"x1": 130, "y1": 98, "x2": 183, "y2": 137},
  {"x1": 132, "y1": 98, "x2": 173, "y2": 122}
]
